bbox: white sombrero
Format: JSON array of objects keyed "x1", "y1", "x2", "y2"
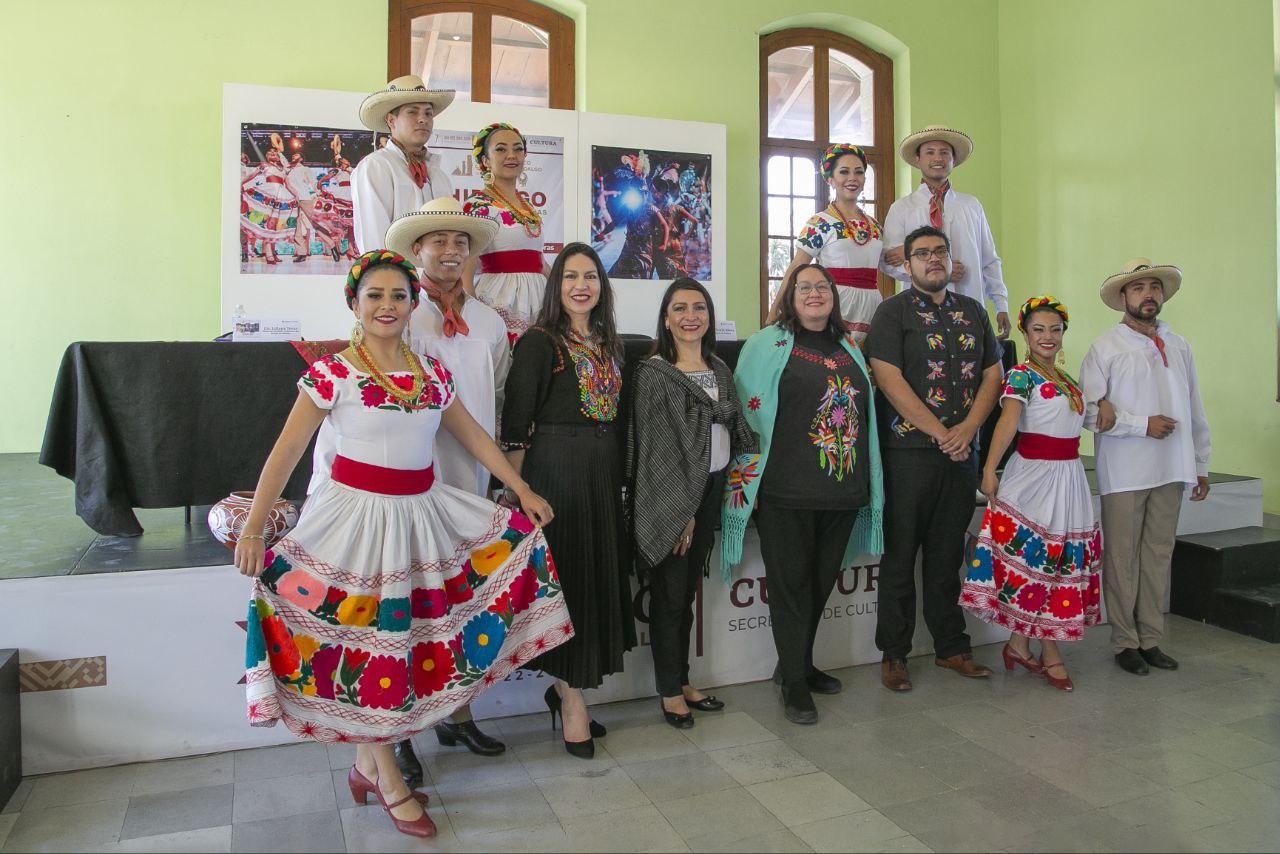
[
  {"x1": 385, "y1": 197, "x2": 499, "y2": 259},
  {"x1": 358, "y1": 76, "x2": 455, "y2": 132},
  {"x1": 1099, "y1": 258, "x2": 1182, "y2": 311},
  {"x1": 899, "y1": 125, "x2": 974, "y2": 167}
]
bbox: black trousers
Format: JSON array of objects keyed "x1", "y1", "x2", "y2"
[
  {"x1": 875, "y1": 448, "x2": 976, "y2": 660},
  {"x1": 647, "y1": 471, "x2": 723, "y2": 698},
  {"x1": 756, "y1": 499, "x2": 859, "y2": 691}
]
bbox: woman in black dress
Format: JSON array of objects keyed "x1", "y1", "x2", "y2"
[{"x1": 501, "y1": 242, "x2": 635, "y2": 757}]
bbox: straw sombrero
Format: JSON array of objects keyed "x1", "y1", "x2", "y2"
[
  {"x1": 1100, "y1": 258, "x2": 1182, "y2": 311},
  {"x1": 899, "y1": 125, "x2": 974, "y2": 167},
  {"x1": 385, "y1": 197, "x2": 499, "y2": 259},
  {"x1": 359, "y1": 76, "x2": 455, "y2": 132}
]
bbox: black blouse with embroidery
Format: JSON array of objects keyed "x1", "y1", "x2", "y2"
[
  {"x1": 863, "y1": 288, "x2": 1001, "y2": 451},
  {"x1": 759, "y1": 328, "x2": 871, "y2": 510},
  {"x1": 500, "y1": 327, "x2": 623, "y2": 450}
]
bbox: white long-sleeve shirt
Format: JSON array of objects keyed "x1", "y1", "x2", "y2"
[
  {"x1": 351, "y1": 145, "x2": 455, "y2": 253},
  {"x1": 878, "y1": 183, "x2": 1010, "y2": 313},
  {"x1": 1080, "y1": 320, "x2": 1211, "y2": 496}
]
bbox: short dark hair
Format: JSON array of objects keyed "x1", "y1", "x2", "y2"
[
  {"x1": 652, "y1": 278, "x2": 717, "y2": 364},
  {"x1": 773, "y1": 262, "x2": 846, "y2": 341},
  {"x1": 533, "y1": 242, "x2": 622, "y2": 359},
  {"x1": 903, "y1": 225, "x2": 950, "y2": 258}
]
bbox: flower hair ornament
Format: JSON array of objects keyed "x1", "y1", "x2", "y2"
[
  {"x1": 344, "y1": 250, "x2": 421, "y2": 306},
  {"x1": 1017, "y1": 295, "x2": 1069, "y2": 330},
  {"x1": 820, "y1": 144, "x2": 868, "y2": 179},
  {"x1": 471, "y1": 122, "x2": 525, "y2": 170}
]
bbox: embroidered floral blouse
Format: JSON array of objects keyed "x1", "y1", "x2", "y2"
[{"x1": 500, "y1": 327, "x2": 623, "y2": 450}]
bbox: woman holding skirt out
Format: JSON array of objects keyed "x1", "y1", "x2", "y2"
[
  {"x1": 235, "y1": 250, "x2": 571, "y2": 838},
  {"x1": 960, "y1": 295, "x2": 1102, "y2": 691}
]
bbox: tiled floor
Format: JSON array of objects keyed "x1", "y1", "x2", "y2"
[{"x1": 3, "y1": 616, "x2": 1278, "y2": 852}]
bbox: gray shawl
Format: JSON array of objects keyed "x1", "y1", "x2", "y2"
[{"x1": 625, "y1": 355, "x2": 759, "y2": 572}]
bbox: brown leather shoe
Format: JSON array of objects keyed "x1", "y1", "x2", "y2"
[
  {"x1": 881, "y1": 658, "x2": 912, "y2": 692},
  {"x1": 935, "y1": 653, "x2": 993, "y2": 678}
]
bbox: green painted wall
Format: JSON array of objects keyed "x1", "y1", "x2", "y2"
[
  {"x1": 4, "y1": 0, "x2": 1275, "y2": 513},
  {"x1": 998, "y1": 0, "x2": 1280, "y2": 510}
]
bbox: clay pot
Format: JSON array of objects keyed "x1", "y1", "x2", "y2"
[{"x1": 208, "y1": 491, "x2": 299, "y2": 550}]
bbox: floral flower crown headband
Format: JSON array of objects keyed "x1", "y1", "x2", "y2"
[
  {"x1": 345, "y1": 250, "x2": 420, "y2": 305},
  {"x1": 820, "y1": 144, "x2": 868, "y2": 179},
  {"x1": 471, "y1": 122, "x2": 525, "y2": 168},
  {"x1": 1018, "y1": 295, "x2": 1069, "y2": 329}
]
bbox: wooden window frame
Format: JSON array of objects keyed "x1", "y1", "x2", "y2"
[
  {"x1": 388, "y1": 0, "x2": 575, "y2": 109},
  {"x1": 759, "y1": 28, "x2": 894, "y2": 326}
]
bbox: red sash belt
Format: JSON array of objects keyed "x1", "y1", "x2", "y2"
[
  {"x1": 826, "y1": 267, "x2": 878, "y2": 290},
  {"x1": 1016, "y1": 433, "x2": 1080, "y2": 460},
  {"x1": 331, "y1": 455, "x2": 435, "y2": 495},
  {"x1": 338, "y1": 181, "x2": 351, "y2": 187},
  {"x1": 480, "y1": 249, "x2": 543, "y2": 274},
  {"x1": 265, "y1": 176, "x2": 286, "y2": 185}
]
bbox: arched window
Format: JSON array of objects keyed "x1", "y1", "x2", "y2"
[
  {"x1": 388, "y1": 0, "x2": 575, "y2": 109},
  {"x1": 760, "y1": 29, "x2": 894, "y2": 322}
]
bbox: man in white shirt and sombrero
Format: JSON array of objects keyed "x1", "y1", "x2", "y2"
[
  {"x1": 1081, "y1": 259, "x2": 1211, "y2": 676},
  {"x1": 879, "y1": 125, "x2": 1011, "y2": 338},
  {"x1": 352, "y1": 75, "x2": 457, "y2": 254}
]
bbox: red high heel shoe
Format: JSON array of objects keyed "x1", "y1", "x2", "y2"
[
  {"x1": 1002, "y1": 643, "x2": 1044, "y2": 674},
  {"x1": 1039, "y1": 658, "x2": 1074, "y2": 692},
  {"x1": 347, "y1": 766, "x2": 429, "y2": 806}
]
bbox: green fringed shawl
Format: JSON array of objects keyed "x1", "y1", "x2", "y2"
[{"x1": 719, "y1": 325, "x2": 885, "y2": 578}]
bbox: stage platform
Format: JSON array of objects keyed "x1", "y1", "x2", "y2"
[{"x1": 0, "y1": 451, "x2": 1271, "y2": 774}]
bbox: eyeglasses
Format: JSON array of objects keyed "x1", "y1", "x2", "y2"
[
  {"x1": 909, "y1": 247, "x2": 951, "y2": 261},
  {"x1": 795, "y1": 283, "x2": 832, "y2": 295}
]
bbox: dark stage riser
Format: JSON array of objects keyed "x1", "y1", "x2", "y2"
[{"x1": 1171, "y1": 526, "x2": 1280, "y2": 643}]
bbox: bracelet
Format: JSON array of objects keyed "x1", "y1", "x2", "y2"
[{"x1": 239, "y1": 534, "x2": 265, "y2": 542}]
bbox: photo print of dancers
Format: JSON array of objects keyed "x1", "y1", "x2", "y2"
[
  {"x1": 240, "y1": 124, "x2": 378, "y2": 275},
  {"x1": 590, "y1": 146, "x2": 712, "y2": 280}
]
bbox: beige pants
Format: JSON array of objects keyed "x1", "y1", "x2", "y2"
[{"x1": 1100, "y1": 482, "x2": 1184, "y2": 654}]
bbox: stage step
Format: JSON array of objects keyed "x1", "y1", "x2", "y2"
[
  {"x1": 1171, "y1": 526, "x2": 1280, "y2": 642},
  {"x1": 1209, "y1": 584, "x2": 1280, "y2": 643}
]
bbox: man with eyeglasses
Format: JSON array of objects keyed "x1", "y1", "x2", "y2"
[
  {"x1": 864, "y1": 225, "x2": 1004, "y2": 692},
  {"x1": 878, "y1": 125, "x2": 1011, "y2": 338}
]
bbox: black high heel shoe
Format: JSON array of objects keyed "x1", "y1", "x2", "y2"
[
  {"x1": 543, "y1": 685, "x2": 596, "y2": 758},
  {"x1": 543, "y1": 685, "x2": 606, "y2": 737},
  {"x1": 660, "y1": 698, "x2": 694, "y2": 729},
  {"x1": 684, "y1": 694, "x2": 725, "y2": 712}
]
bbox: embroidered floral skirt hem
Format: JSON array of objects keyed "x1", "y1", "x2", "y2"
[
  {"x1": 836, "y1": 287, "x2": 882, "y2": 343},
  {"x1": 244, "y1": 479, "x2": 573, "y2": 743},
  {"x1": 475, "y1": 272, "x2": 544, "y2": 339},
  {"x1": 959, "y1": 455, "x2": 1102, "y2": 641}
]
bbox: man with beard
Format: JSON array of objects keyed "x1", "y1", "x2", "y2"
[
  {"x1": 1081, "y1": 259, "x2": 1211, "y2": 676},
  {"x1": 864, "y1": 225, "x2": 1003, "y2": 692}
]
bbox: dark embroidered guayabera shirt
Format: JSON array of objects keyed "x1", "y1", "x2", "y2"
[{"x1": 863, "y1": 288, "x2": 1001, "y2": 451}]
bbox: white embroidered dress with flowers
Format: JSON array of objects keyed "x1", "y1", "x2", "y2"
[
  {"x1": 244, "y1": 353, "x2": 572, "y2": 743},
  {"x1": 795, "y1": 209, "x2": 884, "y2": 340},
  {"x1": 465, "y1": 190, "x2": 546, "y2": 341},
  {"x1": 959, "y1": 363, "x2": 1102, "y2": 640}
]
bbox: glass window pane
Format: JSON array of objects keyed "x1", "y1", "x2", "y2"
[
  {"x1": 768, "y1": 278, "x2": 783, "y2": 308},
  {"x1": 863, "y1": 203, "x2": 877, "y2": 223},
  {"x1": 863, "y1": 163, "x2": 876, "y2": 201},
  {"x1": 767, "y1": 46, "x2": 815, "y2": 140},
  {"x1": 766, "y1": 155, "x2": 791, "y2": 196},
  {"x1": 791, "y1": 156, "x2": 815, "y2": 197},
  {"x1": 411, "y1": 13, "x2": 472, "y2": 101},
  {"x1": 767, "y1": 197, "x2": 793, "y2": 237},
  {"x1": 767, "y1": 239, "x2": 791, "y2": 277},
  {"x1": 828, "y1": 48, "x2": 874, "y2": 145},
  {"x1": 492, "y1": 16, "x2": 549, "y2": 108},
  {"x1": 792, "y1": 197, "x2": 815, "y2": 234}
]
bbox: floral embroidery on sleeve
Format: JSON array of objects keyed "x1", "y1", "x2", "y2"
[
  {"x1": 1002, "y1": 366, "x2": 1033, "y2": 403},
  {"x1": 299, "y1": 358, "x2": 337, "y2": 405}
]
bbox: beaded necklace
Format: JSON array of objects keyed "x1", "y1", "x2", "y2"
[
  {"x1": 827, "y1": 202, "x2": 881, "y2": 246},
  {"x1": 1028, "y1": 356, "x2": 1084, "y2": 414},
  {"x1": 484, "y1": 182, "x2": 542, "y2": 238},
  {"x1": 353, "y1": 341, "x2": 430, "y2": 409}
]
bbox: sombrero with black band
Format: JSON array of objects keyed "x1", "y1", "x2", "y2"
[
  {"x1": 899, "y1": 124, "x2": 974, "y2": 167},
  {"x1": 359, "y1": 75, "x2": 455, "y2": 132},
  {"x1": 1099, "y1": 258, "x2": 1182, "y2": 311},
  {"x1": 385, "y1": 197, "x2": 499, "y2": 260}
]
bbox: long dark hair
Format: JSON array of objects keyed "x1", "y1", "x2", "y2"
[
  {"x1": 533, "y1": 242, "x2": 622, "y2": 358},
  {"x1": 773, "y1": 262, "x2": 845, "y2": 340},
  {"x1": 651, "y1": 278, "x2": 717, "y2": 364}
]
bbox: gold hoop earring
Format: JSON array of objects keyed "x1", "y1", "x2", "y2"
[
  {"x1": 350, "y1": 319, "x2": 364, "y2": 348},
  {"x1": 481, "y1": 169, "x2": 494, "y2": 184}
]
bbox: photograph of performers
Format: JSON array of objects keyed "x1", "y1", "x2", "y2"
[
  {"x1": 590, "y1": 146, "x2": 712, "y2": 280},
  {"x1": 239, "y1": 124, "x2": 377, "y2": 274}
]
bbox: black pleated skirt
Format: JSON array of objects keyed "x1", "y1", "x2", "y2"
[{"x1": 521, "y1": 423, "x2": 636, "y2": 688}]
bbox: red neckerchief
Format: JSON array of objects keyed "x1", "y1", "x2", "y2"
[
  {"x1": 390, "y1": 138, "x2": 428, "y2": 189},
  {"x1": 426, "y1": 281, "x2": 468, "y2": 338},
  {"x1": 925, "y1": 179, "x2": 950, "y2": 230},
  {"x1": 1124, "y1": 318, "x2": 1169, "y2": 367}
]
